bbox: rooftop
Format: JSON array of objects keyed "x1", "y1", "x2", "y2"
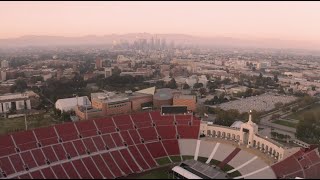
[{"x1": 0, "y1": 93, "x2": 29, "y2": 101}]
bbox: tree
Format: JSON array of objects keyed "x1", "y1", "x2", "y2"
[
  {"x1": 196, "y1": 104, "x2": 208, "y2": 117},
  {"x1": 112, "y1": 66, "x2": 121, "y2": 76},
  {"x1": 199, "y1": 88, "x2": 207, "y2": 96},
  {"x1": 273, "y1": 74, "x2": 279, "y2": 83},
  {"x1": 311, "y1": 86, "x2": 316, "y2": 91},
  {"x1": 259, "y1": 73, "x2": 263, "y2": 79},
  {"x1": 274, "y1": 102, "x2": 284, "y2": 109},
  {"x1": 288, "y1": 88, "x2": 294, "y2": 94},
  {"x1": 11, "y1": 78, "x2": 28, "y2": 93},
  {"x1": 271, "y1": 114, "x2": 281, "y2": 120},
  {"x1": 166, "y1": 78, "x2": 177, "y2": 89},
  {"x1": 193, "y1": 83, "x2": 203, "y2": 89},
  {"x1": 183, "y1": 83, "x2": 190, "y2": 89},
  {"x1": 155, "y1": 80, "x2": 165, "y2": 89}
]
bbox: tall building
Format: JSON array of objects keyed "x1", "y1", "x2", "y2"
[
  {"x1": 161, "y1": 38, "x2": 166, "y2": 50},
  {"x1": 1, "y1": 60, "x2": 9, "y2": 68},
  {"x1": 155, "y1": 36, "x2": 161, "y2": 50},
  {"x1": 150, "y1": 37, "x2": 155, "y2": 49},
  {"x1": 104, "y1": 67, "x2": 113, "y2": 78},
  {"x1": 95, "y1": 58, "x2": 103, "y2": 69}
]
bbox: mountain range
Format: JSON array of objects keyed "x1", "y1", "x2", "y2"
[{"x1": 0, "y1": 33, "x2": 319, "y2": 51}]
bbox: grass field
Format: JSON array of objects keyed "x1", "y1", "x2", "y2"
[
  {"x1": 169, "y1": 156, "x2": 182, "y2": 163},
  {"x1": 128, "y1": 156, "x2": 242, "y2": 179},
  {"x1": 287, "y1": 103, "x2": 320, "y2": 121},
  {"x1": 182, "y1": 155, "x2": 194, "y2": 161},
  {"x1": 156, "y1": 157, "x2": 171, "y2": 166},
  {"x1": 127, "y1": 165, "x2": 174, "y2": 179},
  {"x1": 272, "y1": 120, "x2": 297, "y2": 128},
  {"x1": 0, "y1": 111, "x2": 60, "y2": 135}
]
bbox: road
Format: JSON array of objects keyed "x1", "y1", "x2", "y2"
[{"x1": 258, "y1": 101, "x2": 320, "y2": 139}]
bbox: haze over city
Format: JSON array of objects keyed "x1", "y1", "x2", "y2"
[{"x1": 1, "y1": 1, "x2": 320, "y2": 50}]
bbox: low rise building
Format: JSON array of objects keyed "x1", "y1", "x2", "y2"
[
  {"x1": 173, "y1": 94, "x2": 197, "y2": 111},
  {"x1": 55, "y1": 96, "x2": 91, "y2": 112},
  {"x1": 0, "y1": 93, "x2": 32, "y2": 114}
]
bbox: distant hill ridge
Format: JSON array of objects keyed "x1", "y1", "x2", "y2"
[{"x1": 0, "y1": 33, "x2": 319, "y2": 51}]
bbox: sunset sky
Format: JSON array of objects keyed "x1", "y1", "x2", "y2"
[{"x1": 1, "y1": 1, "x2": 320, "y2": 42}]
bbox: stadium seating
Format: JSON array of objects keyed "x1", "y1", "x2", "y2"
[
  {"x1": 156, "y1": 125, "x2": 177, "y2": 140},
  {"x1": 177, "y1": 125, "x2": 199, "y2": 139},
  {"x1": 119, "y1": 149, "x2": 141, "y2": 172},
  {"x1": 145, "y1": 142, "x2": 167, "y2": 158},
  {"x1": 91, "y1": 155, "x2": 114, "y2": 179},
  {"x1": 2, "y1": 110, "x2": 318, "y2": 179},
  {"x1": 12, "y1": 131, "x2": 37, "y2": 151},
  {"x1": 130, "y1": 112, "x2": 151, "y2": 123},
  {"x1": 120, "y1": 131, "x2": 134, "y2": 146},
  {"x1": 55, "y1": 123, "x2": 78, "y2": 142},
  {"x1": 113, "y1": 115, "x2": 133, "y2": 126},
  {"x1": 33, "y1": 126, "x2": 58, "y2": 146},
  {"x1": 75, "y1": 120, "x2": 98, "y2": 138},
  {"x1": 136, "y1": 144, "x2": 157, "y2": 168},
  {"x1": 128, "y1": 145, "x2": 150, "y2": 170},
  {"x1": 137, "y1": 127, "x2": 158, "y2": 142},
  {"x1": 162, "y1": 140, "x2": 180, "y2": 156},
  {"x1": 271, "y1": 147, "x2": 320, "y2": 179}
]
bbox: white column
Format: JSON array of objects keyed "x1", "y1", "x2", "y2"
[
  {"x1": 0, "y1": 103, "x2": 2, "y2": 113},
  {"x1": 26, "y1": 99, "x2": 31, "y2": 110}
]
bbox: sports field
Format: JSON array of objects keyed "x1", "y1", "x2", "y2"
[
  {"x1": 0, "y1": 111, "x2": 60, "y2": 135},
  {"x1": 126, "y1": 156, "x2": 241, "y2": 179},
  {"x1": 272, "y1": 120, "x2": 297, "y2": 128},
  {"x1": 287, "y1": 103, "x2": 320, "y2": 121}
]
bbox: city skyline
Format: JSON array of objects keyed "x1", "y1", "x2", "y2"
[{"x1": 1, "y1": 1, "x2": 320, "y2": 43}]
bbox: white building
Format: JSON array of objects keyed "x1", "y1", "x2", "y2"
[
  {"x1": 198, "y1": 75, "x2": 208, "y2": 88},
  {"x1": 200, "y1": 111, "x2": 289, "y2": 161},
  {"x1": 185, "y1": 75, "x2": 198, "y2": 88},
  {"x1": 0, "y1": 71, "x2": 6, "y2": 81},
  {"x1": 0, "y1": 93, "x2": 32, "y2": 113},
  {"x1": 104, "y1": 68, "x2": 113, "y2": 78},
  {"x1": 55, "y1": 96, "x2": 91, "y2": 112},
  {"x1": 1, "y1": 60, "x2": 9, "y2": 69}
]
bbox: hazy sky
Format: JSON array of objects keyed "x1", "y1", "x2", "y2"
[{"x1": 1, "y1": 1, "x2": 320, "y2": 42}]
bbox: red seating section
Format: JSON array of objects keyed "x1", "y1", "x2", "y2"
[
  {"x1": 130, "y1": 112, "x2": 151, "y2": 123},
  {"x1": 157, "y1": 126, "x2": 177, "y2": 140},
  {"x1": 145, "y1": 142, "x2": 167, "y2": 158},
  {"x1": 137, "y1": 127, "x2": 158, "y2": 142},
  {"x1": 0, "y1": 111, "x2": 203, "y2": 179},
  {"x1": 75, "y1": 120, "x2": 97, "y2": 138},
  {"x1": 55, "y1": 123, "x2": 78, "y2": 142},
  {"x1": 162, "y1": 140, "x2": 180, "y2": 156},
  {"x1": 113, "y1": 115, "x2": 132, "y2": 126},
  {"x1": 33, "y1": 127, "x2": 58, "y2": 146},
  {"x1": 271, "y1": 147, "x2": 320, "y2": 179},
  {"x1": 0, "y1": 135, "x2": 15, "y2": 157},
  {"x1": 12, "y1": 131, "x2": 37, "y2": 151},
  {"x1": 177, "y1": 125, "x2": 199, "y2": 139}
]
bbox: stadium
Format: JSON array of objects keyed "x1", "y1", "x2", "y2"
[{"x1": 0, "y1": 109, "x2": 319, "y2": 179}]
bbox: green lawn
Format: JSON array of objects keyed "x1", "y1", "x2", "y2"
[
  {"x1": 128, "y1": 166, "x2": 174, "y2": 179},
  {"x1": 182, "y1": 155, "x2": 194, "y2": 161},
  {"x1": 131, "y1": 156, "x2": 242, "y2": 179},
  {"x1": 135, "y1": 170, "x2": 172, "y2": 179},
  {"x1": 197, "y1": 156, "x2": 208, "y2": 163},
  {"x1": 0, "y1": 112, "x2": 60, "y2": 135},
  {"x1": 169, "y1": 156, "x2": 182, "y2": 163},
  {"x1": 273, "y1": 120, "x2": 297, "y2": 128},
  {"x1": 156, "y1": 157, "x2": 172, "y2": 166},
  {"x1": 209, "y1": 159, "x2": 221, "y2": 165},
  {"x1": 287, "y1": 103, "x2": 320, "y2": 121}
]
